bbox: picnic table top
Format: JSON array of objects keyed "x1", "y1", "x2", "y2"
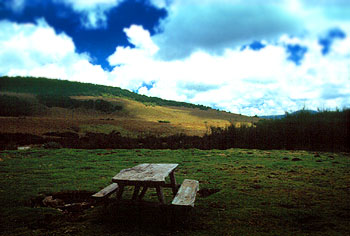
[{"x1": 112, "y1": 163, "x2": 178, "y2": 185}]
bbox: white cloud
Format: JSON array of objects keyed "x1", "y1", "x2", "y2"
[
  {"x1": 124, "y1": 25, "x2": 159, "y2": 53},
  {"x1": 59, "y1": 0, "x2": 122, "y2": 9},
  {"x1": 107, "y1": 23, "x2": 350, "y2": 116},
  {"x1": 148, "y1": 0, "x2": 350, "y2": 61},
  {"x1": 5, "y1": 0, "x2": 125, "y2": 29},
  {"x1": 108, "y1": 25, "x2": 159, "y2": 67},
  {"x1": 4, "y1": 0, "x2": 125, "y2": 29},
  {"x1": 300, "y1": 0, "x2": 350, "y2": 20},
  {"x1": 2, "y1": 1, "x2": 350, "y2": 116},
  {"x1": 0, "y1": 19, "x2": 111, "y2": 85},
  {"x1": 147, "y1": 0, "x2": 169, "y2": 9},
  {"x1": 56, "y1": 0, "x2": 125, "y2": 28},
  {"x1": 108, "y1": 25, "x2": 158, "y2": 66},
  {"x1": 151, "y1": 0, "x2": 304, "y2": 60}
]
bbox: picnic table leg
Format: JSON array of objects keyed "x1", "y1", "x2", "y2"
[
  {"x1": 116, "y1": 183, "x2": 125, "y2": 202},
  {"x1": 138, "y1": 186, "x2": 148, "y2": 201},
  {"x1": 169, "y1": 171, "x2": 177, "y2": 196},
  {"x1": 155, "y1": 186, "x2": 165, "y2": 204},
  {"x1": 132, "y1": 185, "x2": 141, "y2": 201}
]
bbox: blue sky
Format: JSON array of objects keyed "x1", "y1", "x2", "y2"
[{"x1": 1, "y1": 0, "x2": 350, "y2": 115}]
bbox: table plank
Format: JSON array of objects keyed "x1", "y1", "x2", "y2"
[{"x1": 112, "y1": 164, "x2": 178, "y2": 184}]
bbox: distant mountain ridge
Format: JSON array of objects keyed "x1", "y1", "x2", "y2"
[{"x1": 259, "y1": 110, "x2": 318, "y2": 119}]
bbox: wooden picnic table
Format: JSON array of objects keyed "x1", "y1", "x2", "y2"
[{"x1": 112, "y1": 163, "x2": 179, "y2": 204}]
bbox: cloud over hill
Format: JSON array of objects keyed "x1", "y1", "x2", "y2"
[{"x1": 0, "y1": 0, "x2": 350, "y2": 115}]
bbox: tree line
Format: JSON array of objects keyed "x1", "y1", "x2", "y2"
[
  {"x1": 37, "y1": 95, "x2": 122, "y2": 113},
  {"x1": 202, "y1": 109, "x2": 350, "y2": 152},
  {"x1": 1, "y1": 109, "x2": 349, "y2": 152},
  {"x1": 0, "y1": 94, "x2": 122, "y2": 116}
]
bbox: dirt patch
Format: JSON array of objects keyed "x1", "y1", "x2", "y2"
[
  {"x1": 198, "y1": 188, "x2": 220, "y2": 197},
  {"x1": 31, "y1": 190, "x2": 96, "y2": 213}
]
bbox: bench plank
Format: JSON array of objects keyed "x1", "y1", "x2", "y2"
[
  {"x1": 92, "y1": 183, "x2": 119, "y2": 198},
  {"x1": 172, "y1": 179, "x2": 199, "y2": 207}
]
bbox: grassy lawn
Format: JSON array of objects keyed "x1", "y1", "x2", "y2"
[{"x1": 0, "y1": 148, "x2": 349, "y2": 235}]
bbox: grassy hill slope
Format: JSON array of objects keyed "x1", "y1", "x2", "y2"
[
  {"x1": 0, "y1": 76, "x2": 209, "y2": 110},
  {"x1": 0, "y1": 76, "x2": 258, "y2": 137}
]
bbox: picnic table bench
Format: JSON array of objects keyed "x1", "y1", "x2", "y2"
[
  {"x1": 92, "y1": 183, "x2": 119, "y2": 198},
  {"x1": 172, "y1": 179, "x2": 199, "y2": 207},
  {"x1": 92, "y1": 163, "x2": 199, "y2": 207}
]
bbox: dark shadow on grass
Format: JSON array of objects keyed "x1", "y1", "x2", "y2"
[
  {"x1": 28, "y1": 191, "x2": 202, "y2": 234},
  {"x1": 198, "y1": 188, "x2": 220, "y2": 197},
  {"x1": 90, "y1": 200, "x2": 201, "y2": 234}
]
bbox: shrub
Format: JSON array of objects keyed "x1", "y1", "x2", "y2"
[{"x1": 158, "y1": 120, "x2": 171, "y2": 123}]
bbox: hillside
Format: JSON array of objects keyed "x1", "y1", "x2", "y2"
[
  {"x1": 0, "y1": 76, "x2": 210, "y2": 110},
  {"x1": 0, "y1": 76, "x2": 258, "y2": 138}
]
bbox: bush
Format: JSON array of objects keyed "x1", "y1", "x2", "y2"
[{"x1": 158, "y1": 120, "x2": 171, "y2": 123}]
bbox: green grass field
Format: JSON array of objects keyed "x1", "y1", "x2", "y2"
[{"x1": 0, "y1": 148, "x2": 349, "y2": 235}]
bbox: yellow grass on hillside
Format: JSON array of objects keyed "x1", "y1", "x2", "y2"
[
  {"x1": 0, "y1": 94, "x2": 259, "y2": 137},
  {"x1": 73, "y1": 96, "x2": 259, "y2": 136}
]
